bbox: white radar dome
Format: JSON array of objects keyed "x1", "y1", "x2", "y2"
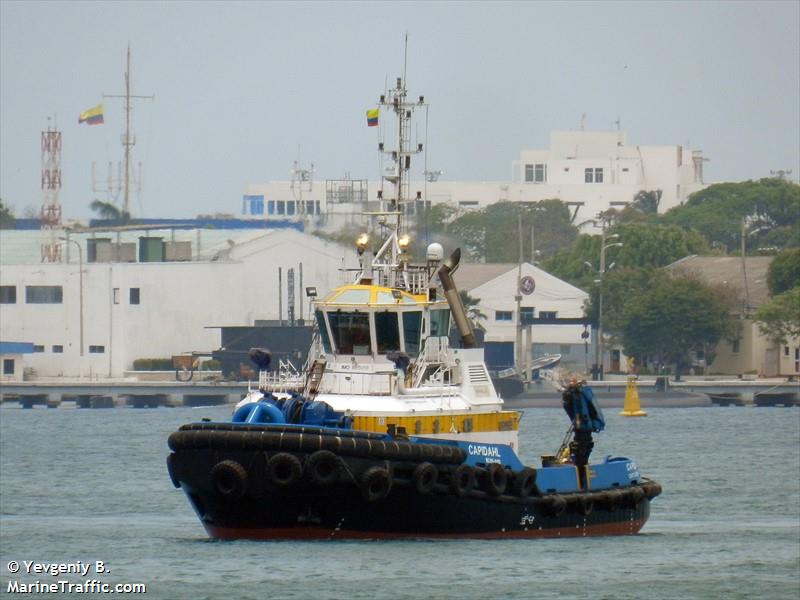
[{"x1": 426, "y1": 242, "x2": 444, "y2": 262}]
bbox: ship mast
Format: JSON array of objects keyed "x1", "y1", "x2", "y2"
[
  {"x1": 102, "y1": 45, "x2": 153, "y2": 216},
  {"x1": 367, "y1": 38, "x2": 426, "y2": 288}
]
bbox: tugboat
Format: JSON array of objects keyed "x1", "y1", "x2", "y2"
[{"x1": 166, "y1": 68, "x2": 662, "y2": 540}]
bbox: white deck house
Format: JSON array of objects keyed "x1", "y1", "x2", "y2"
[{"x1": 241, "y1": 129, "x2": 708, "y2": 230}]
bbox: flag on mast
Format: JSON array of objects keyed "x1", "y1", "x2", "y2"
[
  {"x1": 366, "y1": 108, "x2": 379, "y2": 127},
  {"x1": 79, "y1": 104, "x2": 104, "y2": 125}
]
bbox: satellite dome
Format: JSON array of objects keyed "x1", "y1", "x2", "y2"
[{"x1": 426, "y1": 242, "x2": 444, "y2": 261}]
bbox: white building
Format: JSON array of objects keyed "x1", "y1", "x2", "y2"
[
  {"x1": 0, "y1": 228, "x2": 358, "y2": 379},
  {"x1": 456, "y1": 263, "x2": 590, "y2": 372},
  {"x1": 241, "y1": 129, "x2": 708, "y2": 229}
]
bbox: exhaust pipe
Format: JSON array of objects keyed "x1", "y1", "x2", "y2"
[{"x1": 437, "y1": 248, "x2": 476, "y2": 349}]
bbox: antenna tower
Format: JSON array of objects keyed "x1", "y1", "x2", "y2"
[
  {"x1": 290, "y1": 160, "x2": 315, "y2": 216},
  {"x1": 95, "y1": 45, "x2": 154, "y2": 216},
  {"x1": 40, "y1": 119, "x2": 63, "y2": 262}
]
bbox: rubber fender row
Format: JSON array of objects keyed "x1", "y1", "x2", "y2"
[
  {"x1": 178, "y1": 421, "x2": 386, "y2": 441},
  {"x1": 168, "y1": 429, "x2": 466, "y2": 464},
  {"x1": 190, "y1": 451, "x2": 661, "y2": 511},
  {"x1": 548, "y1": 484, "x2": 658, "y2": 516}
]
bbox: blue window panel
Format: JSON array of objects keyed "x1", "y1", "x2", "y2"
[{"x1": 243, "y1": 195, "x2": 264, "y2": 215}]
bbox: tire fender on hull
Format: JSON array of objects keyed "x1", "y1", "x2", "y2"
[
  {"x1": 268, "y1": 452, "x2": 303, "y2": 487},
  {"x1": 450, "y1": 464, "x2": 476, "y2": 497},
  {"x1": 483, "y1": 463, "x2": 507, "y2": 496},
  {"x1": 210, "y1": 460, "x2": 248, "y2": 498},
  {"x1": 305, "y1": 450, "x2": 340, "y2": 487},
  {"x1": 361, "y1": 466, "x2": 392, "y2": 502},
  {"x1": 512, "y1": 467, "x2": 537, "y2": 498},
  {"x1": 412, "y1": 462, "x2": 438, "y2": 495}
]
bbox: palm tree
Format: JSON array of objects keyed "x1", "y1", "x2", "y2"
[{"x1": 458, "y1": 290, "x2": 487, "y2": 331}]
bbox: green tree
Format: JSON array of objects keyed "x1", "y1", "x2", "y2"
[
  {"x1": 544, "y1": 223, "x2": 706, "y2": 289},
  {"x1": 767, "y1": 248, "x2": 800, "y2": 295},
  {"x1": 619, "y1": 273, "x2": 736, "y2": 373},
  {"x1": 544, "y1": 234, "x2": 603, "y2": 290},
  {"x1": 585, "y1": 267, "x2": 658, "y2": 332},
  {"x1": 611, "y1": 223, "x2": 709, "y2": 268},
  {"x1": 660, "y1": 178, "x2": 800, "y2": 251},
  {"x1": 753, "y1": 287, "x2": 800, "y2": 344},
  {"x1": 0, "y1": 199, "x2": 15, "y2": 229},
  {"x1": 447, "y1": 201, "x2": 578, "y2": 262}
]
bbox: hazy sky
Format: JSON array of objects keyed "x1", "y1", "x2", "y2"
[{"x1": 1, "y1": 1, "x2": 798, "y2": 220}]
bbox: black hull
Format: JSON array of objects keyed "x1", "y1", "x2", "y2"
[{"x1": 168, "y1": 423, "x2": 658, "y2": 540}]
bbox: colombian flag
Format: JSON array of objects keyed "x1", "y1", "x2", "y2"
[
  {"x1": 79, "y1": 104, "x2": 104, "y2": 125},
  {"x1": 366, "y1": 108, "x2": 379, "y2": 127}
]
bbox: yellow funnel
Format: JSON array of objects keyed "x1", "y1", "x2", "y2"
[{"x1": 620, "y1": 375, "x2": 647, "y2": 417}]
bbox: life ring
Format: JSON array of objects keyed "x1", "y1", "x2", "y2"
[
  {"x1": 210, "y1": 460, "x2": 248, "y2": 498},
  {"x1": 306, "y1": 450, "x2": 340, "y2": 487},
  {"x1": 268, "y1": 452, "x2": 303, "y2": 487},
  {"x1": 450, "y1": 464, "x2": 475, "y2": 497},
  {"x1": 412, "y1": 462, "x2": 438, "y2": 495},
  {"x1": 513, "y1": 467, "x2": 537, "y2": 498},
  {"x1": 484, "y1": 463, "x2": 508, "y2": 496},
  {"x1": 361, "y1": 466, "x2": 392, "y2": 502}
]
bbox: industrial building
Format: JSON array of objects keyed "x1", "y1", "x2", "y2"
[{"x1": 0, "y1": 227, "x2": 359, "y2": 380}]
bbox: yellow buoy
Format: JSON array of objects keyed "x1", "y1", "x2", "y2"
[{"x1": 620, "y1": 374, "x2": 647, "y2": 417}]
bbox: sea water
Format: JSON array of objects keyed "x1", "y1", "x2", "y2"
[{"x1": 1, "y1": 403, "x2": 798, "y2": 600}]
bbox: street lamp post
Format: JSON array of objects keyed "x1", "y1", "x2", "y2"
[
  {"x1": 586, "y1": 227, "x2": 622, "y2": 380},
  {"x1": 60, "y1": 237, "x2": 84, "y2": 357}
]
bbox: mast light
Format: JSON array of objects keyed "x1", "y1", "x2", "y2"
[{"x1": 356, "y1": 233, "x2": 370, "y2": 255}]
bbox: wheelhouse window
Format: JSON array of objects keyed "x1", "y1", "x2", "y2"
[
  {"x1": 430, "y1": 309, "x2": 451, "y2": 338},
  {"x1": 403, "y1": 311, "x2": 422, "y2": 356},
  {"x1": 375, "y1": 312, "x2": 400, "y2": 354},
  {"x1": 328, "y1": 311, "x2": 371, "y2": 355},
  {"x1": 315, "y1": 311, "x2": 332, "y2": 353}
]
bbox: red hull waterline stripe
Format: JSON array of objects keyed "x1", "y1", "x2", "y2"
[{"x1": 205, "y1": 519, "x2": 648, "y2": 540}]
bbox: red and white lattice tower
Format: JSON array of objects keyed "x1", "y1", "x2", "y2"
[{"x1": 40, "y1": 123, "x2": 63, "y2": 262}]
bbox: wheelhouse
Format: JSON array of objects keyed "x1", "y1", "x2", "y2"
[{"x1": 313, "y1": 284, "x2": 451, "y2": 359}]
